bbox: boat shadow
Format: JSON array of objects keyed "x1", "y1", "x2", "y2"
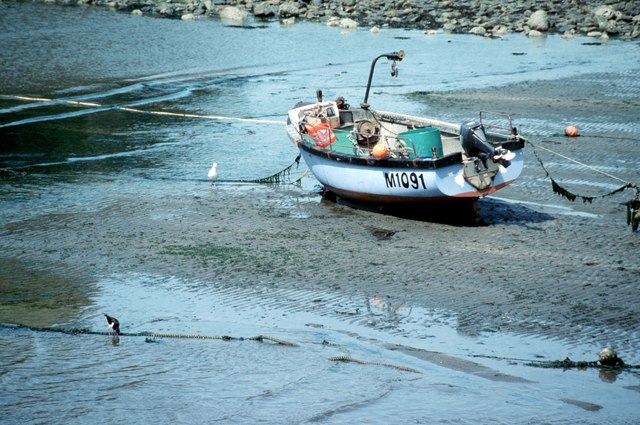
[
  {"x1": 320, "y1": 191, "x2": 553, "y2": 228},
  {"x1": 475, "y1": 197, "x2": 555, "y2": 228}
]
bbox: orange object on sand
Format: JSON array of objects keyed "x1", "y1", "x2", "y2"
[{"x1": 565, "y1": 125, "x2": 579, "y2": 137}]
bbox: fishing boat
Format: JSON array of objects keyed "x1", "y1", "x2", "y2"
[{"x1": 286, "y1": 50, "x2": 525, "y2": 218}]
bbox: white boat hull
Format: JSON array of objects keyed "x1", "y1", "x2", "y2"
[{"x1": 296, "y1": 140, "x2": 523, "y2": 204}]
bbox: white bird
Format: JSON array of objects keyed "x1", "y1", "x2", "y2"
[{"x1": 207, "y1": 162, "x2": 218, "y2": 185}]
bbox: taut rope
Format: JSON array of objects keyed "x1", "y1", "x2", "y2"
[
  {"x1": 0, "y1": 95, "x2": 286, "y2": 127},
  {"x1": 527, "y1": 139, "x2": 640, "y2": 231}
]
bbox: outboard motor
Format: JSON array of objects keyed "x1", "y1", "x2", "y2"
[
  {"x1": 460, "y1": 121, "x2": 493, "y2": 159},
  {"x1": 460, "y1": 121, "x2": 511, "y2": 168}
]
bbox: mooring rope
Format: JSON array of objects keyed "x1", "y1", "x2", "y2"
[
  {"x1": 524, "y1": 358, "x2": 639, "y2": 370},
  {"x1": 0, "y1": 95, "x2": 286, "y2": 126},
  {"x1": 469, "y1": 352, "x2": 639, "y2": 371},
  {"x1": 0, "y1": 94, "x2": 306, "y2": 185},
  {"x1": 140, "y1": 333, "x2": 299, "y2": 346},
  {"x1": 527, "y1": 139, "x2": 640, "y2": 231},
  {"x1": 328, "y1": 355, "x2": 422, "y2": 374},
  {"x1": 0, "y1": 324, "x2": 298, "y2": 347},
  {"x1": 5, "y1": 324, "x2": 640, "y2": 375},
  {"x1": 529, "y1": 139, "x2": 635, "y2": 186},
  {"x1": 234, "y1": 153, "x2": 302, "y2": 185},
  {"x1": 118, "y1": 106, "x2": 286, "y2": 125}
]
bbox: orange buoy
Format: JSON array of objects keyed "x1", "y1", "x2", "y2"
[
  {"x1": 565, "y1": 125, "x2": 579, "y2": 137},
  {"x1": 372, "y1": 142, "x2": 388, "y2": 159}
]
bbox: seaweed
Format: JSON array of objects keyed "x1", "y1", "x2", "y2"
[
  {"x1": 529, "y1": 139, "x2": 640, "y2": 231},
  {"x1": 624, "y1": 194, "x2": 640, "y2": 232},
  {"x1": 242, "y1": 154, "x2": 302, "y2": 185},
  {"x1": 525, "y1": 357, "x2": 639, "y2": 370}
]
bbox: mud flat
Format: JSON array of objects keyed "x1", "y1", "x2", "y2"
[{"x1": 2, "y1": 70, "x2": 639, "y2": 360}]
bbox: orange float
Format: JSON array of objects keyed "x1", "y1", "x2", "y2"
[
  {"x1": 371, "y1": 142, "x2": 388, "y2": 159},
  {"x1": 565, "y1": 125, "x2": 579, "y2": 137}
]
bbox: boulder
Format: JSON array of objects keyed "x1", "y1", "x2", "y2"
[
  {"x1": 469, "y1": 26, "x2": 486, "y2": 35},
  {"x1": 253, "y1": 2, "x2": 275, "y2": 18},
  {"x1": 159, "y1": 7, "x2": 176, "y2": 18},
  {"x1": 593, "y1": 5, "x2": 623, "y2": 34},
  {"x1": 492, "y1": 25, "x2": 509, "y2": 36},
  {"x1": 326, "y1": 16, "x2": 341, "y2": 27},
  {"x1": 218, "y1": 6, "x2": 248, "y2": 22},
  {"x1": 593, "y1": 5, "x2": 617, "y2": 20},
  {"x1": 339, "y1": 18, "x2": 358, "y2": 29},
  {"x1": 279, "y1": 2, "x2": 301, "y2": 18},
  {"x1": 528, "y1": 29, "x2": 544, "y2": 37},
  {"x1": 527, "y1": 10, "x2": 549, "y2": 31},
  {"x1": 443, "y1": 22, "x2": 457, "y2": 32}
]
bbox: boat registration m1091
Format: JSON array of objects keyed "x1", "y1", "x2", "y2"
[{"x1": 384, "y1": 172, "x2": 427, "y2": 190}]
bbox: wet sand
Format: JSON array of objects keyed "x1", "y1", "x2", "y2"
[{"x1": 1, "y1": 71, "x2": 639, "y2": 361}]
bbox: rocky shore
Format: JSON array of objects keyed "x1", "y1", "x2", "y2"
[{"x1": 27, "y1": 0, "x2": 640, "y2": 39}]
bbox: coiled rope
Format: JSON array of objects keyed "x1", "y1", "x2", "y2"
[{"x1": 527, "y1": 139, "x2": 640, "y2": 231}]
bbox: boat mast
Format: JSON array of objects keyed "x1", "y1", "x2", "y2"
[{"x1": 361, "y1": 50, "x2": 404, "y2": 110}]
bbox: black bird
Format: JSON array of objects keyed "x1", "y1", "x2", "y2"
[{"x1": 104, "y1": 313, "x2": 121, "y2": 336}]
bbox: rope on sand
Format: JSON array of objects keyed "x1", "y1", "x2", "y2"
[
  {"x1": 235, "y1": 153, "x2": 303, "y2": 185},
  {"x1": 139, "y1": 332, "x2": 298, "y2": 346},
  {"x1": 328, "y1": 355, "x2": 421, "y2": 374},
  {"x1": 1, "y1": 324, "x2": 298, "y2": 347},
  {"x1": 524, "y1": 358, "x2": 639, "y2": 370},
  {"x1": 527, "y1": 139, "x2": 640, "y2": 231}
]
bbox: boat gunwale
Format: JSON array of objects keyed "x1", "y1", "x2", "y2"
[
  {"x1": 295, "y1": 137, "x2": 463, "y2": 170},
  {"x1": 289, "y1": 126, "x2": 525, "y2": 171}
]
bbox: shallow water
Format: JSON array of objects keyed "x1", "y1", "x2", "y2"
[
  {"x1": 1, "y1": 3, "x2": 640, "y2": 424},
  {"x1": 2, "y1": 272, "x2": 640, "y2": 424}
]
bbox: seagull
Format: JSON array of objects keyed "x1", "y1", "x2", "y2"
[
  {"x1": 104, "y1": 313, "x2": 121, "y2": 336},
  {"x1": 208, "y1": 162, "x2": 218, "y2": 185}
]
